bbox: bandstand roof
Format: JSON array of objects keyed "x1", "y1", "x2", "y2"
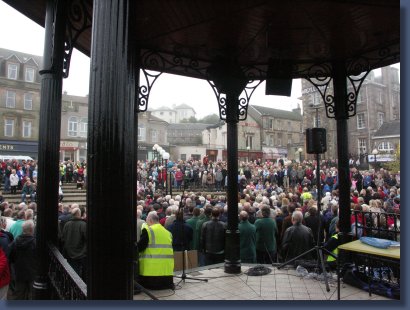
[{"x1": 5, "y1": 0, "x2": 399, "y2": 79}]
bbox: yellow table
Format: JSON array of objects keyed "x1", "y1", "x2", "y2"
[
  {"x1": 338, "y1": 239, "x2": 400, "y2": 260},
  {"x1": 337, "y1": 239, "x2": 400, "y2": 299}
]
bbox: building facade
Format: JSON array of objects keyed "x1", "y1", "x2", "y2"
[
  {"x1": 0, "y1": 48, "x2": 41, "y2": 158},
  {"x1": 150, "y1": 103, "x2": 196, "y2": 124},
  {"x1": 60, "y1": 92, "x2": 89, "y2": 162},
  {"x1": 247, "y1": 104, "x2": 303, "y2": 162},
  {"x1": 137, "y1": 111, "x2": 169, "y2": 161},
  {"x1": 300, "y1": 65, "x2": 400, "y2": 162}
]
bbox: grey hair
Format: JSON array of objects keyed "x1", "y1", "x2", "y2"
[{"x1": 22, "y1": 220, "x2": 35, "y2": 235}]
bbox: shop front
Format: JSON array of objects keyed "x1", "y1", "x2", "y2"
[{"x1": 0, "y1": 140, "x2": 38, "y2": 159}]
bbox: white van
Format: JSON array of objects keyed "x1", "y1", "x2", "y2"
[{"x1": 0, "y1": 155, "x2": 34, "y2": 162}]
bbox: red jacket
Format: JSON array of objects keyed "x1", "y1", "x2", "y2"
[{"x1": 0, "y1": 247, "x2": 10, "y2": 288}]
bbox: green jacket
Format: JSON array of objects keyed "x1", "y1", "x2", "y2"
[
  {"x1": 254, "y1": 217, "x2": 278, "y2": 253},
  {"x1": 194, "y1": 215, "x2": 210, "y2": 251},
  {"x1": 186, "y1": 216, "x2": 200, "y2": 250},
  {"x1": 238, "y1": 220, "x2": 256, "y2": 263}
]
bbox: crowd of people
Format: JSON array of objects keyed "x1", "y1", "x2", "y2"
[{"x1": 0, "y1": 155, "x2": 401, "y2": 297}]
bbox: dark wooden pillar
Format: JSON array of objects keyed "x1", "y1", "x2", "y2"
[
  {"x1": 87, "y1": 0, "x2": 136, "y2": 299},
  {"x1": 33, "y1": 0, "x2": 67, "y2": 299},
  {"x1": 332, "y1": 61, "x2": 353, "y2": 244},
  {"x1": 224, "y1": 94, "x2": 241, "y2": 274}
]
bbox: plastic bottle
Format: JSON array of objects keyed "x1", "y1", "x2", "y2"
[{"x1": 296, "y1": 265, "x2": 309, "y2": 277}]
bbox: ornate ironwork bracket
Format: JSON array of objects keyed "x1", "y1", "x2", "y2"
[
  {"x1": 206, "y1": 78, "x2": 262, "y2": 122},
  {"x1": 302, "y1": 46, "x2": 399, "y2": 119},
  {"x1": 62, "y1": 0, "x2": 92, "y2": 78},
  {"x1": 137, "y1": 49, "x2": 210, "y2": 112},
  {"x1": 137, "y1": 69, "x2": 162, "y2": 112},
  {"x1": 137, "y1": 49, "x2": 263, "y2": 120}
]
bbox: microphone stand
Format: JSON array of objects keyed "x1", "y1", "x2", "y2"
[
  {"x1": 174, "y1": 201, "x2": 208, "y2": 285},
  {"x1": 277, "y1": 153, "x2": 336, "y2": 292}
]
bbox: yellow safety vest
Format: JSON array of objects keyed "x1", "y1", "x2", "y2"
[
  {"x1": 139, "y1": 223, "x2": 174, "y2": 276},
  {"x1": 326, "y1": 234, "x2": 338, "y2": 262}
]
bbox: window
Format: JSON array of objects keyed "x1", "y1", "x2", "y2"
[
  {"x1": 68, "y1": 116, "x2": 78, "y2": 137},
  {"x1": 6, "y1": 91, "x2": 16, "y2": 108},
  {"x1": 23, "y1": 121, "x2": 32, "y2": 138},
  {"x1": 4, "y1": 119, "x2": 14, "y2": 137},
  {"x1": 79, "y1": 118, "x2": 88, "y2": 137},
  {"x1": 24, "y1": 93, "x2": 33, "y2": 110},
  {"x1": 7, "y1": 63, "x2": 18, "y2": 79},
  {"x1": 287, "y1": 134, "x2": 292, "y2": 145},
  {"x1": 151, "y1": 129, "x2": 158, "y2": 142},
  {"x1": 269, "y1": 119, "x2": 274, "y2": 130},
  {"x1": 287, "y1": 121, "x2": 291, "y2": 129},
  {"x1": 246, "y1": 136, "x2": 253, "y2": 149},
  {"x1": 392, "y1": 92, "x2": 399, "y2": 107},
  {"x1": 312, "y1": 93, "x2": 321, "y2": 106},
  {"x1": 376, "y1": 90, "x2": 383, "y2": 104},
  {"x1": 377, "y1": 112, "x2": 384, "y2": 128},
  {"x1": 276, "y1": 120, "x2": 282, "y2": 130},
  {"x1": 160, "y1": 112, "x2": 164, "y2": 115},
  {"x1": 378, "y1": 142, "x2": 394, "y2": 152},
  {"x1": 358, "y1": 138, "x2": 367, "y2": 154},
  {"x1": 357, "y1": 113, "x2": 365, "y2": 129},
  {"x1": 313, "y1": 114, "x2": 321, "y2": 127},
  {"x1": 181, "y1": 154, "x2": 187, "y2": 161},
  {"x1": 356, "y1": 91, "x2": 363, "y2": 104},
  {"x1": 25, "y1": 67, "x2": 35, "y2": 82},
  {"x1": 277, "y1": 133, "x2": 282, "y2": 146},
  {"x1": 138, "y1": 125, "x2": 146, "y2": 141}
]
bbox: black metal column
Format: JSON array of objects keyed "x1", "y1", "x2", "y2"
[
  {"x1": 33, "y1": 0, "x2": 67, "y2": 299},
  {"x1": 224, "y1": 94, "x2": 241, "y2": 274},
  {"x1": 87, "y1": 0, "x2": 136, "y2": 299},
  {"x1": 333, "y1": 61, "x2": 353, "y2": 244}
]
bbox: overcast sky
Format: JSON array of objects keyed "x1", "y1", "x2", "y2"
[{"x1": 0, "y1": 1, "x2": 399, "y2": 119}]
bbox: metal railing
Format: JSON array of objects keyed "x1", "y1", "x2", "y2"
[
  {"x1": 47, "y1": 242, "x2": 87, "y2": 300},
  {"x1": 351, "y1": 211, "x2": 400, "y2": 241}
]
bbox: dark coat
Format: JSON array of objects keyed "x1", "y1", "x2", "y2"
[
  {"x1": 281, "y1": 223, "x2": 315, "y2": 261},
  {"x1": 167, "y1": 220, "x2": 193, "y2": 251},
  {"x1": 201, "y1": 219, "x2": 226, "y2": 254},
  {"x1": 9, "y1": 234, "x2": 37, "y2": 282}
]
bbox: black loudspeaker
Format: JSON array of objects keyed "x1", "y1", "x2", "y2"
[
  {"x1": 265, "y1": 59, "x2": 292, "y2": 97},
  {"x1": 265, "y1": 77, "x2": 292, "y2": 96},
  {"x1": 306, "y1": 128, "x2": 327, "y2": 154}
]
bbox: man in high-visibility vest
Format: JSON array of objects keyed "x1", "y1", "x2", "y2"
[
  {"x1": 324, "y1": 219, "x2": 340, "y2": 270},
  {"x1": 137, "y1": 211, "x2": 174, "y2": 290}
]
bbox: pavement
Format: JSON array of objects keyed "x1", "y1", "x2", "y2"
[{"x1": 133, "y1": 264, "x2": 393, "y2": 301}]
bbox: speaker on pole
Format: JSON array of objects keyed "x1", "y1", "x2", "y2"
[{"x1": 306, "y1": 128, "x2": 327, "y2": 154}]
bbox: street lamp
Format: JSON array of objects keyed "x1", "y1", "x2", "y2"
[
  {"x1": 152, "y1": 144, "x2": 159, "y2": 163},
  {"x1": 162, "y1": 151, "x2": 170, "y2": 195},
  {"x1": 372, "y1": 148, "x2": 378, "y2": 171},
  {"x1": 298, "y1": 147, "x2": 303, "y2": 163},
  {"x1": 246, "y1": 146, "x2": 250, "y2": 162}
]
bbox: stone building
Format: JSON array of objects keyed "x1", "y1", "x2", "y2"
[
  {"x1": 0, "y1": 48, "x2": 41, "y2": 158},
  {"x1": 151, "y1": 103, "x2": 196, "y2": 123},
  {"x1": 247, "y1": 104, "x2": 303, "y2": 161},
  {"x1": 301, "y1": 65, "x2": 400, "y2": 161},
  {"x1": 60, "y1": 92, "x2": 89, "y2": 162},
  {"x1": 137, "y1": 111, "x2": 169, "y2": 161}
]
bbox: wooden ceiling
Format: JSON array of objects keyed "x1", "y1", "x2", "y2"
[{"x1": 5, "y1": 0, "x2": 400, "y2": 79}]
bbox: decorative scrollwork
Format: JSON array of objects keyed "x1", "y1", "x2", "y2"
[
  {"x1": 302, "y1": 62, "x2": 336, "y2": 119},
  {"x1": 138, "y1": 69, "x2": 162, "y2": 112},
  {"x1": 137, "y1": 49, "x2": 210, "y2": 112},
  {"x1": 206, "y1": 79, "x2": 227, "y2": 120},
  {"x1": 47, "y1": 242, "x2": 87, "y2": 300},
  {"x1": 63, "y1": 0, "x2": 92, "y2": 78},
  {"x1": 237, "y1": 79, "x2": 263, "y2": 121}
]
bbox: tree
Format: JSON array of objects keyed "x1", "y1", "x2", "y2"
[
  {"x1": 198, "y1": 113, "x2": 220, "y2": 124},
  {"x1": 180, "y1": 116, "x2": 198, "y2": 123},
  {"x1": 384, "y1": 143, "x2": 400, "y2": 173}
]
